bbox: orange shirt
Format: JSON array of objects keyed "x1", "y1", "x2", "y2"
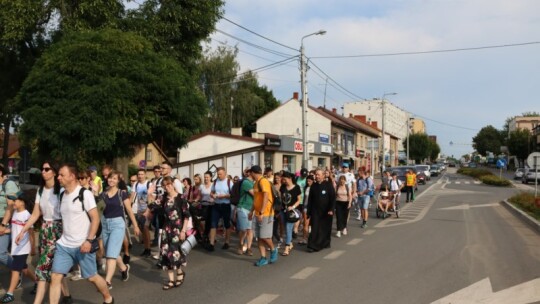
[{"x1": 253, "y1": 177, "x2": 274, "y2": 216}]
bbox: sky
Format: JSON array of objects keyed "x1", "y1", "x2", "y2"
[{"x1": 206, "y1": 0, "x2": 540, "y2": 159}]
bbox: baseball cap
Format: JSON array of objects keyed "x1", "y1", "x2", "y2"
[
  {"x1": 300, "y1": 168, "x2": 308, "y2": 177},
  {"x1": 250, "y1": 165, "x2": 262, "y2": 174},
  {"x1": 342, "y1": 163, "x2": 349, "y2": 168},
  {"x1": 88, "y1": 166, "x2": 97, "y2": 172}
]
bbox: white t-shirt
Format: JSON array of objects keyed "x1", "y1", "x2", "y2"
[
  {"x1": 57, "y1": 186, "x2": 97, "y2": 248},
  {"x1": 11, "y1": 210, "x2": 31, "y2": 255},
  {"x1": 134, "y1": 180, "x2": 150, "y2": 213},
  {"x1": 35, "y1": 187, "x2": 62, "y2": 221}
]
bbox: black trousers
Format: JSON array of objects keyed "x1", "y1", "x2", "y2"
[
  {"x1": 335, "y1": 201, "x2": 350, "y2": 231},
  {"x1": 405, "y1": 186, "x2": 415, "y2": 201}
]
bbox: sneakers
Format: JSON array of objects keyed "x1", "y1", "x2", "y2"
[
  {"x1": 355, "y1": 215, "x2": 362, "y2": 221},
  {"x1": 70, "y1": 270, "x2": 83, "y2": 281},
  {"x1": 140, "y1": 249, "x2": 151, "y2": 257},
  {"x1": 106, "y1": 282, "x2": 112, "y2": 290},
  {"x1": 246, "y1": 249, "x2": 253, "y2": 256},
  {"x1": 222, "y1": 243, "x2": 230, "y2": 250},
  {"x1": 152, "y1": 254, "x2": 160, "y2": 260},
  {"x1": 205, "y1": 244, "x2": 215, "y2": 252},
  {"x1": 121, "y1": 264, "x2": 130, "y2": 282},
  {"x1": 336, "y1": 231, "x2": 341, "y2": 238},
  {"x1": 342, "y1": 228, "x2": 348, "y2": 236},
  {"x1": 269, "y1": 248, "x2": 278, "y2": 264},
  {"x1": 361, "y1": 223, "x2": 368, "y2": 228},
  {"x1": 254, "y1": 257, "x2": 269, "y2": 267},
  {"x1": 122, "y1": 254, "x2": 130, "y2": 265},
  {"x1": 0, "y1": 293, "x2": 14, "y2": 303}
]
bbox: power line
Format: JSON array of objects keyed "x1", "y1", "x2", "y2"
[
  {"x1": 220, "y1": 16, "x2": 297, "y2": 52},
  {"x1": 309, "y1": 67, "x2": 360, "y2": 102},
  {"x1": 411, "y1": 113, "x2": 478, "y2": 132},
  {"x1": 309, "y1": 60, "x2": 366, "y2": 101},
  {"x1": 312, "y1": 41, "x2": 540, "y2": 59},
  {"x1": 215, "y1": 29, "x2": 295, "y2": 58}
]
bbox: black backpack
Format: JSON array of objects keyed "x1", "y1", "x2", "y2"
[
  {"x1": 229, "y1": 179, "x2": 244, "y2": 206},
  {"x1": 60, "y1": 187, "x2": 102, "y2": 237}
]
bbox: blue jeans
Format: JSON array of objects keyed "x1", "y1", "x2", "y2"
[
  {"x1": 282, "y1": 211, "x2": 295, "y2": 245},
  {"x1": 101, "y1": 216, "x2": 126, "y2": 259},
  {"x1": 0, "y1": 232, "x2": 12, "y2": 268}
]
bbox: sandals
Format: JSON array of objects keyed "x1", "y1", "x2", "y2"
[
  {"x1": 175, "y1": 271, "x2": 186, "y2": 287},
  {"x1": 163, "y1": 281, "x2": 175, "y2": 290},
  {"x1": 282, "y1": 244, "x2": 293, "y2": 256}
]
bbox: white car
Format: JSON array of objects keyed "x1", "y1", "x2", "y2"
[
  {"x1": 514, "y1": 168, "x2": 525, "y2": 180},
  {"x1": 415, "y1": 165, "x2": 431, "y2": 180}
]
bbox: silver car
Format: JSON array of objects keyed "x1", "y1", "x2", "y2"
[
  {"x1": 514, "y1": 168, "x2": 525, "y2": 180},
  {"x1": 415, "y1": 165, "x2": 431, "y2": 180}
]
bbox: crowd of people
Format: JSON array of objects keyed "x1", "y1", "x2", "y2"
[{"x1": 0, "y1": 161, "x2": 417, "y2": 303}]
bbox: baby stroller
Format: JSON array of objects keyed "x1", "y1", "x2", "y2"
[{"x1": 375, "y1": 191, "x2": 400, "y2": 219}]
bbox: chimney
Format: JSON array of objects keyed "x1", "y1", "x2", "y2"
[
  {"x1": 332, "y1": 108, "x2": 337, "y2": 113},
  {"x1": 293, "y1": 92, "x2": 299, "y2": 100},
  {"x1": 354, "y1": 115, "x2": 367, "y2": 123},
  {"x1": 371, "y1": 121, "x2": 378, "y2": 128}
]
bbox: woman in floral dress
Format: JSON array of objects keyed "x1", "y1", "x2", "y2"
[{"x1": 157, "y1": 176, "x2": 190, "y2": 290}]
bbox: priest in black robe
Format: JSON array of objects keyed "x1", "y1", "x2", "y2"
[{"x1": 307, "y1": 169, "x2": 336, "y2": 252}]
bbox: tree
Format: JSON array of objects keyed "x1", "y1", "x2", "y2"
[
  {"x1": 508, "y1": 128, "x2": 532, "y2": 165},
  {"x1": 17, "y1": 29, "x2": 206, "y2": 165},
  {"x1": 403, "y1": 133, "x2": 432, "y2": 163},
  {"x1": 472, "y1": 125, "x2": 503, "y2": 155},
  {"x1": 429, "y1": 140, "x2": 441, "y2": 161}
]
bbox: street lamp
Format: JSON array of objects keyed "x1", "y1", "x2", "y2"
[
  {"x1": 301, "y1": 29, "x2": 326, "y2": 169},
  {"x1": 381, "y1": 92, "x2": 397, "y2": 173}
]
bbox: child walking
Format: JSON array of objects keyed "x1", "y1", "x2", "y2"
[{"x1": 0, "y1": 191, "x2": 37, "y2": 303}]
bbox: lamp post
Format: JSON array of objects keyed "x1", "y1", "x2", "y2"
[
  {"x1": 381, "y1": 92, "x2": 397, "y2": 173},
  {"x1": 301, "y1": 29, "x2": 326, "y2": 169}
]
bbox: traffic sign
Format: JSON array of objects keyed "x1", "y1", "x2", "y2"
[
  {"x1": 496, "y1": 159, "x2": 506, "y2": 169},
  {"x1": 527, "y1": 152, "x2": 540, "y2": 169},
  {"x1": 139, "y1": 160, "x2": 146, "y2": 168}
]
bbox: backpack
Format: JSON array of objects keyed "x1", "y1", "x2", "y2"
[
  {"x1": 60, "y1": 187, "x2": 102, "y2": 237},
  {"x1": 366, "y1": 176, "x2": 375, "y2": 197},
  {"x1": 1, "y1": 179, "x2": 20, "y2": 197},
  {"x1": 229, "y1": 179, "x2": 244, "y2": 206},
  {"x1": 257, "y1": 178, "x2": 281, "y2": 213}
]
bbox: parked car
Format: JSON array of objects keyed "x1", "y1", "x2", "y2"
[
  {"x1": 429, "y1": 164, "x2": 440, "y2": 176},
  {"x1": 514, "y1": 168, "x2": 525, "y2": 180},
  {"x1": 522, "y1": 168, "x2": 540, "y2": 184},
  {"x1": 415, "y1": 165, "x2": 431, "y2": 180},
  {"x1": 448, "y1": 162, "x2": 456, "y2": 167},
  {"x1": 390, "y1": 166, "x2": 416, "y2": 191}
]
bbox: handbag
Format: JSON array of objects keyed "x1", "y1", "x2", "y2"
[{"x1": 180, "y1": 234, "x2": 197, "y2": 256}]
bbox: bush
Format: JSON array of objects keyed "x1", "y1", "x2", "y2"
[
  {"x1": 457, "y1": 168, "x2": 494, "y2": 179},
  {"x1": 508, "y1": 192, "x2": 540, "y2": 220},
  {"x1": 479, "y1": 175, "x2": 512, "y2": 187}
]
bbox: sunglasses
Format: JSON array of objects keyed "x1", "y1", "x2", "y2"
[
  {"x1": 78, "y1": 176, "x2": 87, "y2": 180},
  {"x1": 42, "y1": 167, "x2": 52, "y2": 172}
]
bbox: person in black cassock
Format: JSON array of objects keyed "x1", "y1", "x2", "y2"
[{"x1": 306, "y1": 169, "x2": 336, "y2": 252}]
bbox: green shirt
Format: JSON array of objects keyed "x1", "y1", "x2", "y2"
[
  {"x1": 296, "y1": 177, "x2": 306, "y2": 204},
  {"x1": 0, "y1": 179, "x2": 19, "y2": 218},
  {"x1": 237, "y1": 179, "x2": 254, "y2": 210}
]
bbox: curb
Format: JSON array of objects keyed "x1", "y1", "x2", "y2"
[{"x1": 501, "y1": 200, "x2": 540, "y2": 234}]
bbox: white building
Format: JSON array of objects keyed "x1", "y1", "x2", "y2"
[{"x1": 343, "y1": 98, "x2": 410, "y2": 155}]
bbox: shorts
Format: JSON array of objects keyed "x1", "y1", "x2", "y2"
[
  {"x1": 11, "y1": 254, "x2": 28, "y2": 272},
  {"x1": 211, "y1": 204, "x2": 231, "y2": 229},
  {"x1": 136, "y1": 211, "x2": 151, "y2": 228},
  {"x1": 52, "y1": 243, "x2": 97, "y2": 279},
  {"x1": 101, "y1": 216, "x2": 126, "y2": 259},
  {"x1": 359, "y1": 195, "x2": 370, "y2": 209},
  {"x1": 236, "y1": 208, "x2": 252, "y2": 231},
  {"x1": 253, "y1": 216, "x2": 273, "y2": 239}
]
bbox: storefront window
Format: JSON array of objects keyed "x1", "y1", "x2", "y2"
[
  {"x1": 282, "y1": 155, "x2": 296, "y2": 173},
  {"x1": 318, "y1": 158, "x2": 326, "y2": 169},
  {"x1": 264, "y1": 152, "x2": 273, "y2": 170}
]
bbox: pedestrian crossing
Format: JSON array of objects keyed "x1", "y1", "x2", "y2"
[{"x1": 436, "y1": 179, "x2": 482, "y2": 185}]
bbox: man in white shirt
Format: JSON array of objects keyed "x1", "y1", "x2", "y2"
[{"x1": 49, "y1": 164, "x2": 113, "y2": 304}]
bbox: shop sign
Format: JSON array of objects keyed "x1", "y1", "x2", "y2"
[
  {"x1": 319, "y1": 133, "x2": 330, "y2": 143},
  {"x1": 294, "y1": 140, "x2": 303, "y2": 152},
  {"x1": 265, "y1": 137, "x2": 281, "y2": 147},
  {"x1": 321, "y1": 145, "x2": 332, "y2": 154}
]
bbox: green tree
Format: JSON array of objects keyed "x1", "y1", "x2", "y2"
[
  {"x1": 429, "y1": 140, "x2": 441, "y2": 161},
  {"x1": 17, "y1": 29, "x2": 206, "y2": 165},
  {"x1": 472, "y1": 125, "x2": 503, "y2": 156},
  {"x1": 508, "y1": 128, "x2": 532, "y2": 164},
  {"x1": 403, "y1": 133, "x2": 432, "y2": 163}
]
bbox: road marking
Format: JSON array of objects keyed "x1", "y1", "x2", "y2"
[
  {"x1": 347, "y1": 238, "x2": 363, "y2": 245},
  {"x1": 438, "y1": 203, "x2": 499, "y2": 210},
  {"x1": 431, "y1": 277, "x2": 540, "y2": 304},
  {"x1": 324, "y1": 250, "x2": 345, "y2": 260},
  {"x1": 363, "y1": 229, "x2": 375, "y2": 235},
  {"x1": 291, "y1": 267, "x2": 319, "y2": 279},
  {"x1": 474, "y1": 181, "x2": 482, "y2": 184},
  {"x1": 464, "y1": 181, "x2": 470, "y2": 184},
  {"x1": 247, "y1": 294, "x2": 279, "y2": 304},
  {"x1": 455, "y1": 181, "x2": 461, "y2": 184}
]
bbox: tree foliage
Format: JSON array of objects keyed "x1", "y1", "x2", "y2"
[
  {"x1": 17, "y1": 29, "x2": 206, "y2": 164},
  {"x1": 472, "y1": 125, "x2": 503, "y2": 156},
  {"x1": 403, "y1": 133, "x2": 441, "y2": 163},
  {"x1": 507, "y1": 128, "x2": 532, "y2": 162},
  {"x1": 429, "y1": 140, "x2": 441, "y2": 161}
]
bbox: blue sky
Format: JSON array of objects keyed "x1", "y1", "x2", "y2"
[{"x1": 208, "y1": 0, "x2": 540, "y2": 159}]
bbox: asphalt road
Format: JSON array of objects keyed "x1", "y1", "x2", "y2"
[{"x1": 2, "y1": 168, "x2": 539, "y2": 303}]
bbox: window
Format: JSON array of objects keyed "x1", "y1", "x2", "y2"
[
  {"x1": 282, "y1": 155, "x2": 296, "y2": 173},
  {"x1": 318, "y1": 158, "x2": 326, "y2": 168},
  {"x1": 264, "y1": 152, "x2": 273, "y2": 170},
  {"x1": 146, "y1": 149, "x2": 153, "y2": 161}
]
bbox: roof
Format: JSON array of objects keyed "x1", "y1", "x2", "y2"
[
  {"x1": 313, "y1": 107, "x2": 381, "y2": 137},
  {"x1": 309, "y1": 106, "x2": 356, "y2": 131},
  {"x1": 189, "y1": 131, "x2": 264, "y2": 144}
]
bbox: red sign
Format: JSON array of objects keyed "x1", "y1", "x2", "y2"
[{"x1": 294, "y1": 141, "x2": 304, "y2": 152}]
